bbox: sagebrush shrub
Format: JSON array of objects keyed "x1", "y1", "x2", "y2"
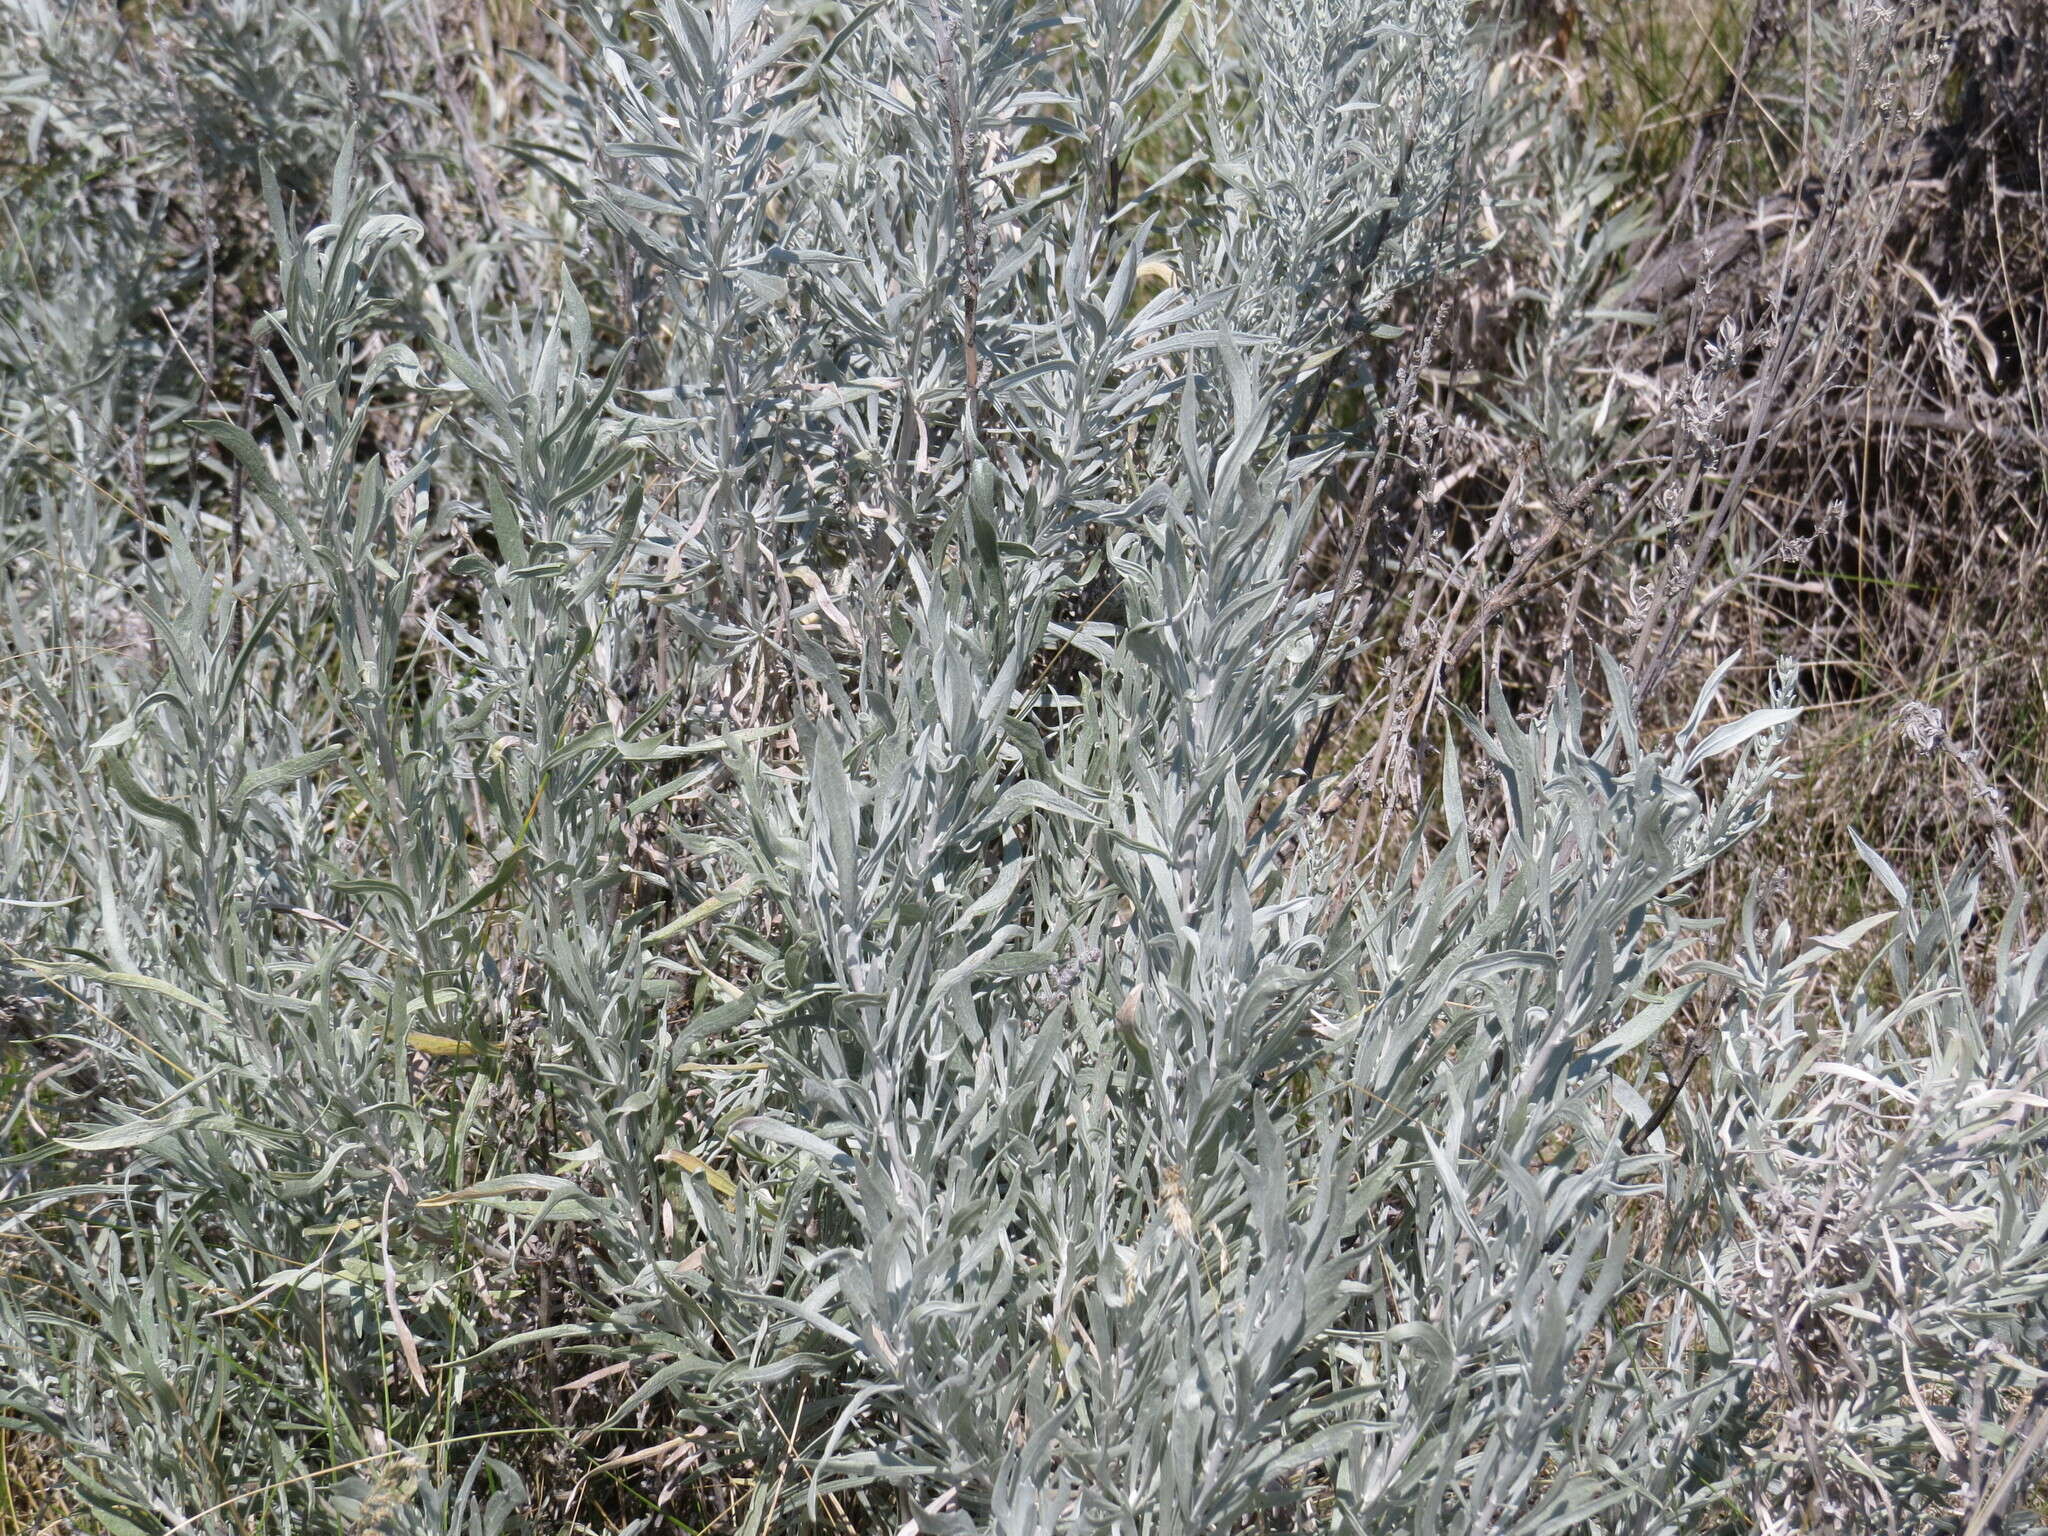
[{"x1": 2, "y1": 2, "x2": 2044, "y2": 1533}]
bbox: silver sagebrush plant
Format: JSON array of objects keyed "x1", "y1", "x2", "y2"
[{"x1": 1, "y1": 2, "x2": 2045, "y2": 1534}]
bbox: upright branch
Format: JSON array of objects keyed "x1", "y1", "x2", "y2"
[{"x1": 930, "y1": 0, "x2": 982, "y2": 454}]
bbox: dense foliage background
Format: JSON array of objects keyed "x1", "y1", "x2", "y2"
[{"x1": 2, "y1": 0, "x2": 2046, "y2": 1531}]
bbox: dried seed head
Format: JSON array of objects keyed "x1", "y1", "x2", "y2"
[{"x1": 1894, "y1": 700, "x2": 1947, "y2": 757}]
